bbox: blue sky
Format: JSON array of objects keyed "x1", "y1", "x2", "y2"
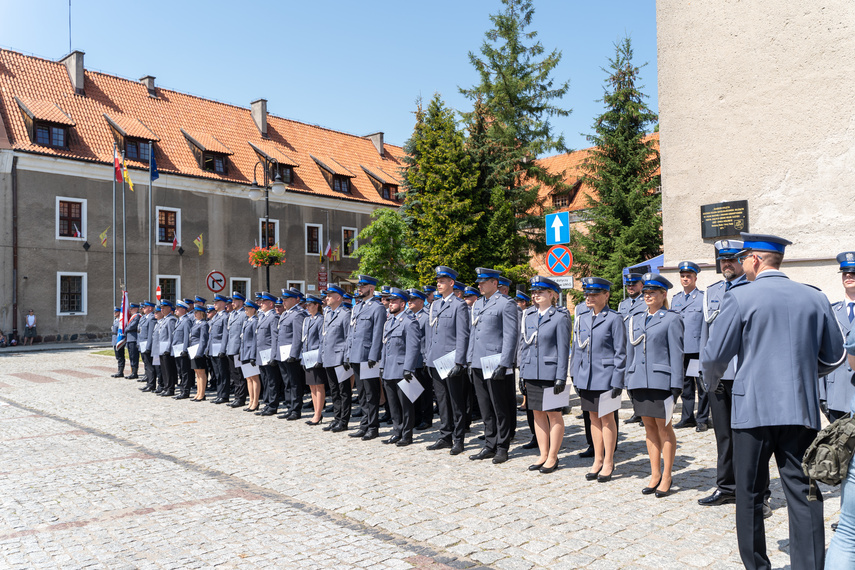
[{"x1": 0, "y1": 1, "x2": 657, "y2": 155}]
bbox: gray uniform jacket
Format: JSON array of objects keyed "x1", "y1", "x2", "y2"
[
  {"x1": 821, "y1": 300, "x2": 855, "y2": 412},
  {"x1": 618, "y1": 295, "x2": 647, "y2": 326},
  {"x1": 467, "y1": 292, "x2": 519, "y2": 369},
  {"x1": 425, "y1": 295, "x2": 470, "y2": 368},
  {"x1": 156, "y1": 313, "x2": 178, "y2": 356},
  {"x1": 207, "y1": 310, "x2": 228, "y2": 357},
  {"x1": 320, "y1": 306, "x2": 351, "y2": 367},
  {"x1": 699, "y1": 274, "x2": 748, "y2": 383},
  {"x1": 380, "y1": 312, "x2": 422, "y2": 379},
  {"x1": 277, "y1": 306, "x2": 307, "y2": 361},
  {"x1": 301, "y1": 314, "x2": 323, "y2": 356},
  {"x1": 625, "y1": 309, "x2": 684, "y2": 391},
  {"x1": 239, "y1": 315, "x2": 258, "y2": 363},
  {"x1": 226, "y1": 307, "x2": 247, "y2": 356},
  {"x1": 701, "y1": 270, "x2": 846, "y2": 431},
  {"x1": 671, "y1": 288, "x2": 705, "y2": 353},
  {"x1": 570, "y1": 303, "x2": 589, "y2": 381},
  {"x1": 254, "y1": 309, "x2": 280, "y2": 363},
  {"x1": 125, "y1": 313, "x2": 141, "y2": 343},
  {"x1": 411, "y1": 308, "x2": 428, "y2": 369},
  {"x1": 111, "y1": 317, "x2": 120, "y2": 347},
  {"x1": 346, "y1": 297, "x2": 386, "y2": 363},
  {"x1": 171, "y1": 314, "x2": 192, "y2": 352},
  {"x1": 519, "y1": 306, "x2": 571, "y2": 383},
  {"x1": 570, "y1": 306, "x2": 626, "y2": 390},
  {"x1": 139, "y1": 313, "x2": 155, "y2": 353},
  {"x1": 189, "y1": 318, "x2": 209, "y2": 356}
]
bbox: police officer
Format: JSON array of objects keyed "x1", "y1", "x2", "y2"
[
  {"x1": 240, "y1": 300, "x2": 261, "y2": 411},
  {"x1": 301, "y1": 295, "x2": 326, "y2": 425},
  {"x1": 156, "y1": 300, "x2": 179, "y2": 397},
  {"x1": 189, "y1": 305, "x2": 210, "y2": 401},
  {"x1": 138, "y1": 301, "x2": 157, "y2": 391},
  {"x1": 702, "y1": 233, "x2": 846, "y2": 570},
  {"x1": 425, "y1": 266, "x2": 470, "y2": 455},
  {"x1": 820, "y1": 251, "x2": 855, "y2": 421},
  {"x1": 320, "y1": 285, "x2": 352, "y2": 433},
  {"x1": 671, "y1": 261, "x2": 708, "y2": 430},
  {"x1": 515, "y1": 291, "x2": 530, "y2": 312},
  {"x1": 171, "y1": 301, "x2": 193, "y2": 399},
  {"x1": 424, "y1": 285, "x2": 436, "y2": 305},
  {"x1": 226, "y1": 292, "x2": 248, "y2": 408},
  {"x1": 406, "y1": 288, "x2": 433, "y2": 431},
  {"x1": 208, "y1": 294, "x2": 231, "y2": 404},
  {"x1": 463, "y1": 286, "x2": 479, "y2": 308},
  {"x1": 255, "y1": 292, "x2": 282, "y2": 416},
  {"x1": 380, "y1": 288, "x2": 423, "y2": 446},
  {"x1": 149, "y1": 305, "x2": 164, "y2": 393},
  {"x1": 619, "y1": 273, "x2": 646, "y2": 425},
  {"x1": 345, "y1": 275, "x2": 386, "y2": 440},
  {"x1": 125, "y1": 304, "x2": 141, "y2": 379},
  {"x1": 468, "y1": 268, "x2": 519, "y2": 464},
  {"x1": 111, "y1": 307, "x2": 124, "y2": 377},
  {"x1": 276, "y1": 287, "x2": 307, "y2": 420}
]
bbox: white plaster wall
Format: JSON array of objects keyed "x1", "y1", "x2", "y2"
[{"x1": 656, "y1": 0, "x2": 855, "y2": 296}]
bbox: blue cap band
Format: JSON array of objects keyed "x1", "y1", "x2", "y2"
[{"x1": 743, "y1": 240, "x2": 786, "y2": 253}]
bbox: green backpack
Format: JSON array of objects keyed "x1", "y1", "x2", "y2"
[{"x1": 802, "y1": 414, "x2": 855, "y2": 501}]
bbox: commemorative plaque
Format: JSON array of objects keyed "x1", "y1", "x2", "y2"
[{"x1": 700, "y1": 200, "x2": 749, "y2": 239}]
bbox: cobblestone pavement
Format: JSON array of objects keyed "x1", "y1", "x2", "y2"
[{"x1": 0, "y1": 350, "x2": 840, "y2": 569}]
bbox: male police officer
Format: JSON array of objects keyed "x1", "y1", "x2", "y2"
[
  {"x1": 226, "y1": 292, "x2": 248, "y2": 408},
  {"x1": 208, "y1": 294, "x2": 231, "y2": 404},
  {"x1": 255, "y1": 292, "x2": 282, "y2": 416},
  {"x1": 171, "y1": 301, "x2": 193, "y2": 399},
  {"x1": 125, "y1": 304, "x2": 142, "y2": 379},
  {"x1": 138, "y1": 301, "x2": 157, "y2": 390},
  {"x1": 320, "y1": 285, "x2": 352, "y2": 432},
  {"x1": 156, "y1": 300, "x2": 178, "y2": 397},
  {"x1": 468, "y1": 268, "x2": 519, "y2": 464},
  {"x1": 406, "y1": 289, "x2": 433, "y2": 430},
  {"x1": 702, "y1": 233, "x2": 845, "y2": 570},
  {"x1": 277, "y1": 287, "x2": 307, "y2": 420},
  {"x1": 820, "y1": 252, "x2": 855, "y2": 421},
  {"x1": 111, "y1": 307, "x2": 124, "y2": 377},
  {"x1": 671, "y1": 261, "x2": 708, "y2": 430}
]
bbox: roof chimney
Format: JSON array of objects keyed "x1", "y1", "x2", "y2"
[
  {"x1": 251, "y1": 99, "x2": 268, "y2": 138},
  {"x1": 366, "y1": 132, "x2": 384, "y2": 157},
  {"x1": 140, "y1": 76, "x2": 156, "y2": 97},
  {"x1": 60, "y1": 50, "x2": 85, "y2": 95}
]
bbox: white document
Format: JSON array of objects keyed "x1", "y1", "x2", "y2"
[
  {"x1": 278, "y1": 344, "x2": 292, "y2": 361},
  {"x1": 686, "y1": 359, "x2": 700, "y2": 377},
  {"x1": 302, "y1": 349, "x2": 320, "y2": 369},
  {"x1": 241, "y1": 361, "x2": 261, "y2": 377},
  {"x1": 234, "y1": 355, "x2": 242, "y2": 367},
  {"x1": 433, "y1": 350, "x2": 456, "y2": 379},
  {"x1": 159, "y1": 341, "x2": 170, "y2": 355},
  {"x1": 172, "y1": 343, "x2": 185, "y2": 357},
  {"x1": 212, "y1": 343, "x2": 222, "y2": 355},
  {"x1": 480, "y1": 353, "x2": 503, "y2": 378},
  {"x1": 665, "y1": 395, "x2": 676, "y2": 425},
  {"x1": 259, "y1": 348, "x2": 272, "y2": 366},
  {"x1": 542, "y1": 384, "x2": 571, "y2": 410},
  {"x1": 598, "y1": 390, "x2": 622, "y2": 415},
  {"x1": 335, "y1": 365, "x2": 354, "y2": 383},
  {"x1": 152, "y1": 353, "x2": 160, "y2": 365},
  {"x1": 139, "y1": 341, "x2": 148, "y2": 352},
  {"x1": 188, "y1": 344, "x2": 200, "y2": 359},
  {"x1": 359, "y1": 361, "x2": 381, "y2": 379},
  {"x1": 398, "y1": 378, "x2": 425, "y2": 403}
]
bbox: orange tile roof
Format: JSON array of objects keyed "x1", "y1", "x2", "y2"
[
  {"x1": 361, "y1": 164, "x2": 403, "y2": 186},
  {"x1": 311, "y1": 155, "x2": 356, "y2": 178},
  {"x1": 103, "y1": 112, "x2": 159, "y2": 140},
  {"x1": 248, "y1": 140, "x2": 299, "y2": 168},
  {"x1": 14, "y1": 96, "x2": 75, "y2": 126},
  {"x1": 180, "y1": 128, "x2": 233, "y2": 155},
  {"x1": 0, "y1": 48, "x2": 404, "y2": 206}
]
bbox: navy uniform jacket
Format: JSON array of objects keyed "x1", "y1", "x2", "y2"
[
  {"x1": 156, "y1": 313, "x2": 178, "y2": 356},
  {"x1": 625, "y1": 309, "x2": 684, "y2": 391},
  {"x1": 254, "y1": 309, "x2": 280, "y2": 363},
  {"x1": 699, "y1": 274, "x2": 748, "y2": 383},
  {"x1": 239, "y1": 315, "x2": 258, "y2": 362},
  {"x1": 519, "y1": 306, "x2": 571, "y2": 383},
  {"x1": 111, "y1": 317, "x2": 120, "y2": 347},
  {"x1": 701, "y1": 270, "x2": 846, "y2": 430},
  {"x1": 139, "y1": 312, "x2": 155, "y2": 353},
  {"x1": 171, "y1": 314, "x2": 192, "y2": 352},
  {"x1": 570, "y1": 306, "x2": 626, "y2": 391},
  {"x1": 425, "y1": 295, "x2": 470, "y2": 368},
  {"x1": 380, "y1": 312, "x2": 422, "y2": 379},
  {"x1": 276, "y1": 306, "x2": 307, "y2": 361},
  {"x1": 320, "y1": 306, "x2": 351, "y2": 367},
  {"x1": 467, "y1": 292, "x2": 519, "y2": 369},
  {"x1": 226, "y1": 307, "x2": 247, "y2": 356},
  {"x1": 207, "y1": 310, "x2": 228, "y2": 357},
  {"x1": 346, "y1": 297, "x2": 386, "y2": 363},
  {"x1": 411, "y1": 308, "x2": 428, "y2": 369},
  {"x1": 301, "y1": 313, "x2": 323, "y2": 356},
  {"x1": 126, "y1": 313, "x2": 141, "y2": 343},
  {"x1": 671, "y1": 287, "x2": 705, "y2": 354},
  {"x1": 188, "y1": 318, "x2": 209, "y2": 356},
  {"x1": 819, "y1": 300, "x2": 855, "y2": 413},
  {"x1": 618, "y1": 295, "x2": 647, "y2": 325}
]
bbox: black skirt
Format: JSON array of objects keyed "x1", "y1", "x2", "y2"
[
  {"x1": 630, "y1": 388, "x2": 673, "y2": 420},
  {"x1": 577, "y1": 388, "x2": 610, "y2": 413},
  {"x1": 305, "y1": 367, "x2": 325, "y2": 386},
  {"x1": 525, "y1": 379, "x2": 563, "y2": 412},
  {"x1": 190, "y1": 357, "x2": 207, "y2": 370}
]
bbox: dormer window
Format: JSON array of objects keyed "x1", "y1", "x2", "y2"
[
  {"x1": 125, "y1": 139, "x2": 151, "y2": 162},
  {"x1": 15, "y1": 97, "x2": 76, "y2": 150},
  {"x1": 181, "y1": 128, "x2": 233, "y2": 175},
  {"x1": 277, "y1": 164, "x2": 293, "y2": 184},
  {"x1": 35, "y1": 122, "x2": 67, "y2": 149},
  {"x1": 552, "y1": 193, "x2": 570, "y2": 208},
  {"x1": 312, "y1": 155, "x2": 356, "y2": 195},
  {"x1": 333, "y1": 175, "x2": 350, "y2": 194},
  {"x1": 382, "y1": 184, "x2": 398, "y2": 201},
  {"x1": 203, "y1": 152, "x2": 227, "y2": 174}
]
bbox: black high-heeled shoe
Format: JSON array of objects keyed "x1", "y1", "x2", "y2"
[
  {"x1": 306, "y1": 418, "x2": 322, "y2": 426},
  {"x1": 655, "y1": 481, "x2": 673, "y2": 498},
  {"x1": 642, "y1": 477, "x2": 662, "y2": 495},
  {"x1": 192, "y1": 396, "x2": 206, "y2": 402},
  {"x1": 585, "y1": 468, "x2": 602, "y2": 481},
  {"x1": 245, "y1": 405, "x2": 259, "y2": 412},
  {"x1": 597, "y1": 470, "x2": 614, "y2": 483},
  {"x1": 539, "y1": 460, "x2": 559, "y2": 474},
  {"x1": 528, "y1": 462, "x2": 545, "y2": 471}
]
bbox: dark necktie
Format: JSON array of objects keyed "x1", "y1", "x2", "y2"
[
  {"x1": 725, "y1": 281, "x2": 733, "y2": 292},
  {"x1": 849, "y1": 302, "x2": 854, "y2": 323}
]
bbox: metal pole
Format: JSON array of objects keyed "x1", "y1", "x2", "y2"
[
  {"x1": 148, "y1": 145, "x2": 153, "y2": 300},
  {"x1": 325, "y1": 209, "x2": 330, "y2": 287},
  {"x1": 265, "y1": 163, "x2": 270, "y2": 292},
  {"x1": 112, "y1": 142, "x2": 116, "y2": 306},
  {"x1": 122, "y1": 150, "x2": 127, "y2": 294}
]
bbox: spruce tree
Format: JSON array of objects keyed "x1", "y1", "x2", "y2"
[
  {"x1": 351, "y1": 208, "x2": 418, "y2": 288},
  {"x1": 571, "y1": 36, "x2": 661, "y2": 308}
]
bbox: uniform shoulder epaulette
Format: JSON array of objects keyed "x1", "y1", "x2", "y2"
[
  {"x1": 709, "y1": 279, "x2": 725, "y2": 288},
  {"x1": 729, "y1": 280, "x2": 751, "y2": 290},
  {"x1": 804, "y1": 283, "x2": 823, "y2": 292},
  {"x1": 832, "y1": 300, "x2": 844, "y2": 309},
  {"x1": 555, "y1": 306, "x2": 569, "y2": 315}
]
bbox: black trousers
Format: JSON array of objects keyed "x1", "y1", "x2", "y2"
[
  {"x1": 326, "y1": 366, "x2": 352, "y2": 425},
  {"x1": 142, "y1": 352, "x2": 156, "y2": 389},
  {"x1": 278, "y1": 360, "x2": 305, "y2": 416},
  {"x1": 733, "y1": 425, "x2": 824, "y2": 570},
  {"x1": 413, "y1": 367, "x2": 433, "y2": 426},
  {"x1": 175, "y1": 354, "x2": 192, "y2": 394},
  {"x1": 160, "y1": 354, "x2": 177, "y2": 393},
  {"x1": 353, "y1": 364, "x2": 381, "y2": 430},
  {"x1": 127, "y1": 342, "x2": 139, "y2": 375},
  {"x1": 471, "y1": 367, "x2": 514, "y2": 450},
  {"x1": 154, "y1": 364, "x2": 163, "y2": 390},
  {"x1": 384, "y1": 377, "x2": 415, "y2": 440},
  {"x1": 114, "y1": 346, "x2": 126, "y2": 374},
  {"x1": 213, "y1": 355, "x2": 230, "y2": 401},
  {"x1": 430, "y1": 367, "x2": 468, "y2": 443},
  {"x1": 680, "y1": 352, "x2": 709, "y2": 423},
  {"x1": 229, "y1": 355, "x2": 247, "y2": 404}
]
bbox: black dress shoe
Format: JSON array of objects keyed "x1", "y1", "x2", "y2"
[
  {"x1": 349, "y1": 429, "x2": 368, "y2": 438},
  {"x1": 695, "y1": 423, "x2": 710, "y2": 432},
  {"x1": 469, "y1": 448, "x2": 496, "y2": 461},
  {"x1": 160, "y1": 391, "x2": 174, "y2": 397},
  {"x1": 521, "y1": 437, "x2": 538, "y2": 450},
  {"x1": 674, "y1": 418, "x2": 697, "y2": 429},
  {"x1": 383, "y1": 435, "x2": 402, "y2": 445},
  {"x1": 698, "y1": 489, "x2": 736, "y2": 506},
  {"x1": 286, "y1": 412, "x2": 300, "y2": 421},
  {"x1": 259, "y1": 408, "x2": 278, "y2": 416},
  {"x1": 624, "y1": 414, "x2": 642, "y2": 424},
  {"x1": 586, "y1": 469, "x2": 602, "y2": 481},
  {"x1": 154, "y1": 388, "x2": 163, "y2": 394},
  {"x1": 351, "y1": 409, "x2": 363, "y2": 418},
  {"x1": 331, "y1": 423, "x2": 348, "y2": 433},
  {"x1": 211, "y1": 398, "x2": 228, "y2": 405},
  {"x1": 528, "y1": 462, "x2": 545, "y2": 471},
  {"x1": 762, "y1": 500, "x2": 772, "y2": 519},
  {"x1": 229, "y1": 400, "x2": 246, "y2": 408},
  {"x1": 140, "y1": 386, "x2": 152, "y2": 392},
  {"x1": 427, "y1": 439, "x2": 452, "y2": 451},
  {"x1": 492, "y1": 448, "x2": 509, "y2": 464},
  {"x1": 173, "y1": 393, "x2": 190, "y2": 400},
  {"x1": 362, "y1": 430, "x2": 379, "y2": 441},
  {"x1": 322, "y1": 421, "x2": 339, "y2": 432},
  {"x1": 126, "y1": 374, "x2": 139, "y2": 380},
  {"x1": 642, "y1": 478, "x2": 662, "y2": 495},
  {"x1": 396, "y1": 438, "x2": 413, "y2": 447},
  {"x1": 539, "y1": 461, "x2": 559, "y2": 474},
  {"x1": 111, "y1": 373, "x2": 123, "y2": 378},
  {"x1": 579, "y1": 446, "x2": 595, "y2": 458},
  {"x1": 415, "y1": 422, "x2": 431, "y2": 431},
  {"x1": 450, "y1": 441, "x2": 465, "y2": 455}
]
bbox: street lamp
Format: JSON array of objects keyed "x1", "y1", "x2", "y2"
[{"x1": 249, "y1": 160, "x2": 286, "y2": 291}]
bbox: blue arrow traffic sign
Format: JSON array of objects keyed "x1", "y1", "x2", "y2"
[{"x1": 545, "y1": 212, "x2": 570, "y2": 245}]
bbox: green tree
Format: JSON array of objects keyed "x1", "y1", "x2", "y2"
[
  {"x1": 351, "y1": 208, "x2": 418, "y2": 288},
  {"x1": 461, "y1": 0, "x2": 571, "y2": 267},
  {"x1": 401, "y1": 94, "x2": 481, "y2": 284},
  {"x1": 571, "y1": 36, "x2": 661, "y2": 309}
]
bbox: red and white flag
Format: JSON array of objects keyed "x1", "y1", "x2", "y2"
[
  {"x1": 72, "y1": 223, "x2": 81, "y2": 238},
  {"x1": 116, "y1": 290, "x2": 129, "y2": 350},
  {"x1": 113, "y1": 147, "x2": 123, "y2": 182},
  {"x1": 324, "y1": 241, "x2": 332, "y2": 258},
  {"x1": 172, "y1": 236, "x2": 178, "y2": 251}
]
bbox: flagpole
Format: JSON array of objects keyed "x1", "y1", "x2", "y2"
[
  {"x1": 112, "y1": 142, "x2": 117, "y2": 306},
  {"x1": 325, "y1": 210, "x2": 330, "y2": 287},
  {"x1": 122, "y1": 150, "x2": 127, "y2": 294},
  {"x1": 148, "y1": 145, "x2": 152, "y2": 300}
]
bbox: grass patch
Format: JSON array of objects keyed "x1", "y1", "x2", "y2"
[{"x1": 92, "y1": 348, "x2": 126, "y2": 357}]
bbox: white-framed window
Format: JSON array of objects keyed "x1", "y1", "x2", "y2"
[
  {"x1": 305, "y1": 223, "x2": 323, "y2": 256},
  {"x1": 55, "y1": 196, "x2": 87, "y2": 241},
  {"x1": 230, "y1": 278, "x2": 251, "y2": 299},
  {"x1": 56, "y1": 271, "x2": 87, "y2": 315},
  {"x1": 156, "y1": 274, "x2": 181, "y2": 304},
  {"x1": 156, "y1": 206, "x2": 181, "y2": 246},
  {"x1": 286, "y1": 280, "x2": 305, "y2": 293},
  {"x1": 259, "y1": 219, "x2": 279, "y2": 248},
  {"x1": 342, "y1": 226, "x2": 358, "y2": 257}
]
